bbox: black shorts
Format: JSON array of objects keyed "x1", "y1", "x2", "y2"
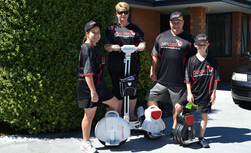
[
  {"x1": 108, "y1": 70, "x2": 139, "y2": 100},
  {"x1": 145, "y1": 82, "x2": 186, "y2": 106},
  {"x1": 178, "y1": 91, "x2": 212, "y2": 113},
  {"x1": 78, "y1": 86, "x2": 114, "y2": 109}
]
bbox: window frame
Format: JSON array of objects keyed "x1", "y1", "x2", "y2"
[
  {"x1": 206, "y1": 13, "x2": 232, "y2": 57},
  {"x1": 241, "y1": 13, "x2": 251, "y2": 55}
]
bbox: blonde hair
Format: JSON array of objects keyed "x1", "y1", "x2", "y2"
[{"x1": 115, "y1": 2, "x2": 130, "y2": 12}]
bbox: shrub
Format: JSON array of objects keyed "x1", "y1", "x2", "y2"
[
  {"x1": 0, "y1": 0, "x2": 119, "y2": 134},
  {"x1": 0, "y1": 0, "x2": 153, "y2": 134}
]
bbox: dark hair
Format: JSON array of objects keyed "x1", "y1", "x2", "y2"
[
  {"x1": 83, "y1": 34, "x2": 88, "y2": 42},
  {"x1": 83, "y1": 28, "x2": 90, "y2": 42}
]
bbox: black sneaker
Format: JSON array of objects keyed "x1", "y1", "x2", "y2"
[
  {"x1": 170, "y1": 129, "x2": 174, "y2": 138},
  {"x1": 198, "y1": 137, "x2": 210, "y2": 148}
]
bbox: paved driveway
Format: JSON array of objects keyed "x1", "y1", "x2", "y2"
[{"x1": 1, "y1": 82, "x2": 251, "y2": 153}]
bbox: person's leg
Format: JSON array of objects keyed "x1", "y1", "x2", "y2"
[
  {"x1": 172, "y1": 108, "x2": 177, "y2": 129},
  {"x1": 173, "y1": 103, "x2": 184, "y2": 128},
  {"x1": 117, "y1": 99, "x2": 123, "y2": 116},
  {"x1": 147, "y1": 100, "x2": 158, "y2": 107},
  {"x1": 82, "y1": 107, "x2": 97, "y2": 142},
  {"x1": 103, "y1": 96, "x2": 119, "y2": 112},
  {"x1": 80, "y1": 107, "x2": 98, "y2": 152},
  {"x1": 198, "y1": 113, "x2": 210, "y2": 148},
  {"x1": 108, "y1": 70, "x2": 123, "y2": 116},
  {"x1": 199, "y1": 113, "x2": 208, "y2": 138},
  {"x1": 168, "y1": 85, "x2": 186, "y2": 132},
  {"x1": 129, "y1": 99, "x2": 137, "y2": 120}
]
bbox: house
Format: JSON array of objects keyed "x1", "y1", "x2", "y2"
[{"x1": 124, "y1": 0, "x2": 251, "y2": 81}]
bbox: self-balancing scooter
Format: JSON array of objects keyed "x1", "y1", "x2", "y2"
[
  {"x1": 94, "y1": 45, "x2": 138, "y2": 147},
  {"x1": 119, "y1": 45, "x2": 165, "y2": 140},
  {"x1": 95, "y1": 45, "x2": 165, "y2": 147},
  {"x1": 120, "y1": 45, "x2": 165, "y2": 140},
  {"x1": 173, "y1": 102, "x2": 198, "y2": 146}
]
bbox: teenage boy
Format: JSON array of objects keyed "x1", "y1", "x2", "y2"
[{"x1": 175, "y1": 34, "x2": 220, "y2": 148}]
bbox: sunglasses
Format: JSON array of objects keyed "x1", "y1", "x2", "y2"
[
  {"x1": 118, "y1": 11, "x2": 129, "y2": 15},
  {"x1": 197, "y1": 44, "x2": 208, "y2": 47}
]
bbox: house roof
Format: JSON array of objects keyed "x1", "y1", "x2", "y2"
[{"x1": 125, "y1": 0, "x2": 251, "y2": 15}]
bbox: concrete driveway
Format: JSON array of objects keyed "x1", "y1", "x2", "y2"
[{"x1": 1, "y1": 82, "x2": 251, "y2": 153}]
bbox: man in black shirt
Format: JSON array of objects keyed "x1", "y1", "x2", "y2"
[{"x1": 145, "y1": 11, "x2": 195, "y2": 135}]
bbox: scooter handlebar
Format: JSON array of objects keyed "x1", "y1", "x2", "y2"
[{"x1": 120, "y1": 45, "x2": 138, "y2": 54}]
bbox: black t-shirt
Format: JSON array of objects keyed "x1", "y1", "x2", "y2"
[
  {"x1": 185, "y1": 55, "x2": 220, "y2": 102},
  {"x1": 152, "y1": 30, "x2": 195, "y2": 86},
  {"x1": 77, "y1": 43, "x2": 106, "y2": 100},
  {"x1": 104, "y1": 22, "x2": 145, "y2": 73}
]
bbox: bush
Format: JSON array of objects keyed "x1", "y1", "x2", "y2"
[
  {"x1": 0, "y1": 0, "x2": 119, "y2": 134},
  {"x1": 0, "y1": 0, "x2": 153, "y2": 134},
  {"x1": 137, "y1": 51, "x2": 152, "y2": 106}
]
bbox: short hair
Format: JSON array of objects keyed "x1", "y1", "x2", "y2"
[{"x1": 115, "y1": 2, "x2": 130, "y2": 12}]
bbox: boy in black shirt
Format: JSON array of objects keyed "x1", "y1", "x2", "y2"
[{"x1": 175, "y1": 34, "x2": 220, "y2": 148}]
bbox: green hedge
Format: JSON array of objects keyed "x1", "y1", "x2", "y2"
[
  {"x1": 0, "y1": 0, "x2": 152, "y2": 134},
  {"x1": 0, "y1": 0, "x2": 120, "y2": 134}
]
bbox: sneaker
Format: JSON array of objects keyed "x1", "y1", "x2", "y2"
[
  {"x1": 80, "y1": 141, "x2": 98, "y2": 153},
  {"x1": 170, "y1": 129, "x2": 174, "y2": 138},
  {"x1": 198, "y1": 137, "x2": 210, "y2": 148}
]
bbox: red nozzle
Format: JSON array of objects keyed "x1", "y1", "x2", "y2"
[
  {"x1": 151, "y1": 110, "x2": 161, "y2": 120},
  {"x1": 185, "y1": 115, "x2": 194, "y2": 125}
]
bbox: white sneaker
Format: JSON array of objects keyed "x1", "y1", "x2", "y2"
[{"x1": 80, "y1": 141, "x2": 98, "y2": 153}]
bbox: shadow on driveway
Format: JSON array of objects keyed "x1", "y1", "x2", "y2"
[{"x1": 205, "y1": 126, "x2": 251, "y2": 144}]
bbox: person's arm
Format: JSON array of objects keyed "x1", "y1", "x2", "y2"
[
  {"x1": 150, "y1": 56, "x2": 158, "y2": 81},
  {"x1": 104, "y1": 43, "x2": 120, "y2": 52},
  {"x1": 136, "y1": 25, "x2": 146, "y2": 52},
  {"x1": 85, "y1": 75, "x2": 99, "y2": 102},
  {"x1": 210, "y1": 81, "x2": 218, "y2": 103},
  {"x1": 186, "y1": 83, "x2": 194, "y2": 103},
  {"x1": 211, "y1": 59, "x2": 220, "y2": 104},
  {"x1": 137, "y1": 42, "x2": 146, "y2": 52},
  {"x1": 103, "y1": 25, "x2": 121, "y2": 52}
]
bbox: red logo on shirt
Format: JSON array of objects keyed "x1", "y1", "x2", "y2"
[
  {"x1": 160, "y1": 39, "x2": 183, "y2": 48},
  {"x1": 176, "y1": 39, "x2": 183, "y2": 47},
  {"x1": 114, "y1": 30, "x2": 135, "y2": 37},
  {"x1": 129, "y1": 30, "x2": 135, "y2": 36},
  {"x1": 102, "y1": 56, "x2": 105, "y2": 64},
  {"x1": 193, "y1": 65, "x2": 213, "y2": 76}
]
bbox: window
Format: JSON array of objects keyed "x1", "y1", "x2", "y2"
[
  {"x1": 241, "y1": 13, "x2": 251, "y2": 54},
  {"x1": 206, "y1": 13, "x2": 232, "y2": 57}
]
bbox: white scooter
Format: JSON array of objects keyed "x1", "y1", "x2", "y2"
[{"x1": 95, "y1": 45, "x2": 165, "y2": 147}]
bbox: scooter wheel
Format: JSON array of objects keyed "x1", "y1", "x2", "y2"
[
  {"x1": 173, "y1": 135, "x2": 179, "y2": 143},
  {"x1": 177, "y1": 124, "x2": 197, "y2": 146},
  {"x1": 144, "y1": 130, "x2": 164, "y2": 140},
  {"x1": 98, "y1": 139, "x2": 127, "y2": 147},
  {"x1": 173, "y1": 124, "x2": 182, "y2": 144}
]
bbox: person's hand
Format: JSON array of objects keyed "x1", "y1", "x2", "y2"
[
  {"x1": 136, "y1": 43, "x2": 146, "y2": 52},
  {"x1": 111, "y1": 44, "x2": 121, "y2": 52},
  {"x1": 150, "y1": 73, "x2": 157, "y2": 81},
  {"x1": 91, "y1": 92, "x2": 99, "y2": 102},
  {"x1": 187, "y1": 93, "x2": 194, "y2": 103},
  {"x1": 210, "y1": 92, "x2": 216, "y2": 103}
]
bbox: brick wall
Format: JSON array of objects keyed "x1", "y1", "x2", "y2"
[
  {"x1": 190, "y1": 7, "x2": 206, "y2": 36},
  {"x1": 189, "y1": 7, "x2": 245, "y2": 82},
  {"x1": 130, "y1": 7, "x2": 160, "y2": 53},
  {"x1": 129, "y1": 7, "x2": 248, "y2": 82},
  {"x1": 216, "y1": 12, "x2": 242, "y2": 82}
]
